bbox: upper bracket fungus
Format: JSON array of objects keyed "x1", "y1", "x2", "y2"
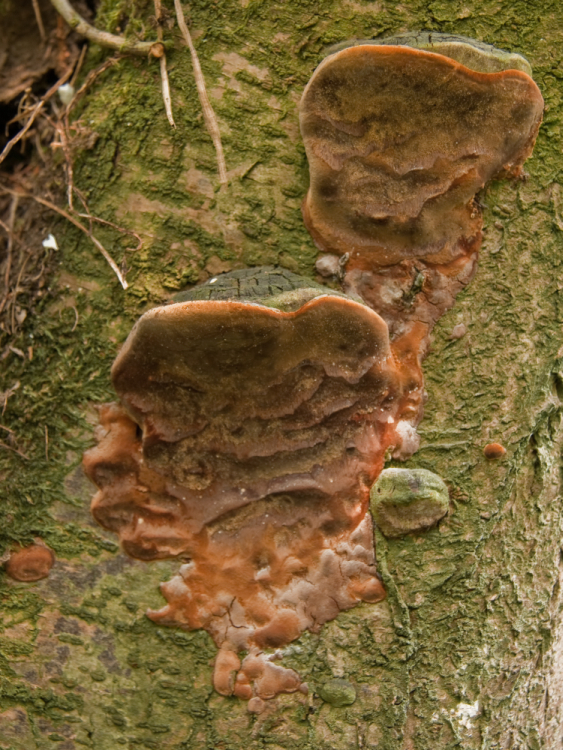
[
  {"x1": 300, "y1": 32, "x2": 543, "y2": 437},
  {"x1": 84, "y1": 268, "x2": 413, "y2": 707},
  {"x1": 300, "y1": 32, "x2": 543, "y2": 269}
]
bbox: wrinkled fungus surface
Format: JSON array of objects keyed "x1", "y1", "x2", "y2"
[
  {"x1": 84, "y1": 268, "x2": 411, "y2": 704},
  {"x1": 300, "y1": 33, "x2": 543, "y2": 438},
  {"x1": 300, "y1": 35, "x2": 543, "y2": 268}
]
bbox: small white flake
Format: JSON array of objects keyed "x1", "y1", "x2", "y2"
[
  {"x1": 42, "y1": 234, "x2": 58, "y2": 250},
  {"x1": 58, "y1": 83, "x2": 75, "y2": 106},
  {"x1": 454, "y1": 700, "x2": 479, "y2": 730}
]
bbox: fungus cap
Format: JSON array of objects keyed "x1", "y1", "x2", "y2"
[
  {"x1": 5, "y1": 545, "x2": 55, "y2": 582},
  {"x1": 300, "y1": 36, "x2": 543, "y2": 266},
  {"x1": 84, "y1": 269, "x2": 411, "y2": 704}
]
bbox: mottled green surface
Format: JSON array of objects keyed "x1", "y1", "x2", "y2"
[
  {"x1": 317, "y1": 679, "x2": 357, "y2": 707},
  {"x1": 0, "y1": 0, "x2": 562, "y2": 747},
  {"x1": 371, "y1": 468, "x2": 450, "y2": 537},
  {"x1": 172, "y1": 265, "x2": 354, "y2": 309}
]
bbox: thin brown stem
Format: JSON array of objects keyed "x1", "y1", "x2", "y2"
[
  {"x1": 32, "y1": 0, "x2": 46, "y2": 40},
  {"x1": 173, "y1": 0, "x2": 228, "y2": 184},
  {"x1": 49, "y1": 0, "x2": 158, "y2": 56},
  {"x1": 0, "y1": 185, "x2": 129, "y2": 290},
  {"x1": 11, "y1": 256, "x2": 28, "y2": 335},
  {"x1": 70, "y1": 44, "x2": 88, "y2": 88},
  {"x1": 0, "y1": 440, "x2": 28, "y2": 460},
  {"x1": 66, "y1": 58, "x2": 120, "y2": 114},
  {"x1": 159, "y1": 56, "x2": 176, "y2": 129},
  {"x1": 0, "y1": 195, "x2": 19, "y2": 316},
  {"x1": 154, "y1": 0, "x2": 175, "y2": 128}
]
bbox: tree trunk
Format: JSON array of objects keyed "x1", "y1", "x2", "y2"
[{"x1": 1, "y1": 1, "x2": 563, "y2": 748}]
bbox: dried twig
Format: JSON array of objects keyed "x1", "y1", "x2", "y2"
[
  {"x1": 76, "y1": 207, "x2": 143, "y2": 251},
  {"x1": 0, "y1": 195, "x2": 19, "y2": 316},
  {"x1": 11, "y1": 256, "x2": 29, "y2": 335},
  {"x1": 65, "y1": 57, "x2": 120, "y2": 114},
  {"x1": 153, "y1": 0, "x2": 175, "y2": 128},
  {"x1": 32, "y1": 0, "x2": 46, "y2": 41},
  {"x1": 70, "y1": 305, "x2": 79, "y2": 331},
  {"x1": 0, "y1": 67, "x2": 74, "y2": 166},
  {"x1": 0, "y1": 440, "x2": 28, "y2": 460},
  {"x1": 0, "y1": 185, "x2": 128, "y2": 290},
  {"x1": 159, "y1": 56, "x2": 175, "y2": 128},
  {"x1": 70, "y1": 44, "x2": 88, "y2": 87},
  {"x1": 49, "y1": 0, "x2": 159, "y2": 56},
  {"x1": 0, "y1": 381, "x2": 20, "y2": 416},
  {"x1": 173, "y1": 0, "x2": 228, "y2": 184}
]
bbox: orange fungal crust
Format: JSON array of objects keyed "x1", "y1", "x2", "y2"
[{"x1": 84, "y1": 289, "x2": 414, "y2": 704}]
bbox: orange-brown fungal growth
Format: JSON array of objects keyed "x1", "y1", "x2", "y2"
[
  {"x1": 5, "y1": 544, "x2": 55, "y2": 582},
  {"x1": 84, "y1": 268, "x2": 408, "y2": 707},
  {"x1": 301, "y1": 33, "x2": 543, "y2": 436},
  {"x1": 300, "y1": 35, "x2": 543, "y2": 269},
  {"x1": 484, "y1": 442, "x2": 507, "y2": 459}
]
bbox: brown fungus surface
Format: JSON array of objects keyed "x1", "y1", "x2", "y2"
[
  {"x1": 300, "y1": 37, "x2": 543, "y2": 269},
  {"x1": 84, "y1": 268, "x2": 409, "y2": 705},
  {"x1": 484, "y1": 442, "x2": 507, "y2": 459},
  {"x1": 5, "y1": 544, "x2": 55, "y2": 582},
  {"x1": 300, "y1": 35, "x2": 543, "y2": 436}
]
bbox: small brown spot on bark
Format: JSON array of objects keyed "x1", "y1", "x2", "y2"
[
  {"x1": 5, "y1": 545, "x2": 55, "y2": 582},
  {"x1": 484, "y1": 442, "x2": 507, "y2": 459}
]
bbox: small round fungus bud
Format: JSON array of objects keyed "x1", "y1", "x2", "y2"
[
  {"x1": 150, "y1": 42, "x2": 165, "y2": 58},
  {"x1": 450, "y1": 324, "x2": 467, "y2": 340},
  {"x1": 483, "y1": 443, "x2": 506, "y2": 459},
  {"x1": 5, "y1": 545, "x2": 55, "y2": 582},
  {"x1": 247, "y1": 697, "x2": 266, "y2": 714},
  {"x1": 315, "y1": 254, "x2": 340, "y2": 278},
  {"x1": 370, "y1": 468, "x2": 449, "y2": 538},
  {"x1": 318, "y1": 678, "x2": 357, "y2": 707}
]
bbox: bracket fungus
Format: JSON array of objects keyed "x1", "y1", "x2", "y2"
[
  {"x1": 84, "y1": 268, "x2": 415, "y2": 706},
  {"x1": 84, "y1": 34, "x2": 543, "y2": 711},
  {"x1": 300, "y1": 32, "x2": 543, "y2": 434}
]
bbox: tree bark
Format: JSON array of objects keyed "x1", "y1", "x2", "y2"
[{"x1": 1, "y1": 0, "x2": 563, "y2": 748}]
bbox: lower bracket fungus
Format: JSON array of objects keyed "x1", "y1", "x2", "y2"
[{"x1": 84, "y1": 268, "x2": 413, "y2": 706}]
